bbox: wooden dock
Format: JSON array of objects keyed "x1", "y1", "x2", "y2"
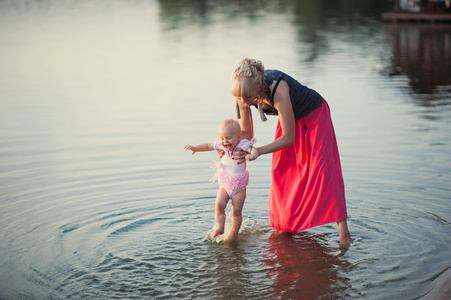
[{"x1": 382, "y1": 12, "x2": 451, "y2": 23}]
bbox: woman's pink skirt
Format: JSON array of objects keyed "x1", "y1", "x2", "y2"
[{"x1": 268, "y1": 100, "x2": 347, "y2": 233}]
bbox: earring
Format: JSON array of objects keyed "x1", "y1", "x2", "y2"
[
  {"x1": 258, "y1": 104, "x2": 267, "y2": 122},
  {"x1": 257, "y1": 103, "x2": 267, "y2": 122},
  {"x1": 236, "y1": 102, "x2": 241, "y2": 119},
  {"x1": 256, "y1": 92, "x2": 267, "y2": 121}
]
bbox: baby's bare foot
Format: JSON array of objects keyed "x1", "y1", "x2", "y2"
[
  {"x1": 224, "y1": 233, "x2": 238, "y2": 243},
  {"x1": 211, "y1": 228, "x2": 224, "y2": 238}
]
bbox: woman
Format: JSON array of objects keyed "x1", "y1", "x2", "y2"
[{"x1": 231, "y1": 58, "x2": 352, "y2": 247}]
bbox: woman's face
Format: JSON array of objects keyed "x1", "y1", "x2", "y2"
[{"x1": 235, "y1": 84, "x2": 261, "y2": 106}]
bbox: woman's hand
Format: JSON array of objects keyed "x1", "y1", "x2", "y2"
[
  {"x1": 233, "y1": 147, "x2": 259, "y2": 164},
  {"x1": 246, "y1": 146, "x2": 260, "y2": 161}
]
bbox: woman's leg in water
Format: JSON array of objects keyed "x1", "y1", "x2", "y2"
[{"x1": 338, "y1": 219, "x2": 352, "y2": 247}]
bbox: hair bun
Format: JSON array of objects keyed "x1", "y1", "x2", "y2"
[
  {"x1": 231, "y1": 58, "x2": 266, "y2": 97},
  {"x1": 239, "y1": 58, "x2": 264, "y2": 74},
  {"x1": 234, "y1": 58, "x2": 265, "y2": 79}
]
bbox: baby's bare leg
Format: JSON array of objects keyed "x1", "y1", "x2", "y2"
[
  {"x1": 211, "y1": 188, "x2": 229, "y2": 238},
  {"x1": 225, "y1": 189, "x2": 246, "y2": 242}
]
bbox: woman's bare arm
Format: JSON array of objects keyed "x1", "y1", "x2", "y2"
[
  {"x1": 237, "y1": 100, "x2": 254, "y2": 141},
  {"x1": 257, "y1": 80, "x2": 295, "y2": 155},
  {"x1": 234, "y1": 80, "x2": 295, "y2": 163}
]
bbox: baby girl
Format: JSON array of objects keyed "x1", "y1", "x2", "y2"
[{"x1": 184, "y1": 118, "x2": 258, "y2": 242}]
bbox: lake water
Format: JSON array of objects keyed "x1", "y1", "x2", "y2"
[{"x1": 1, "y1": 1, "x2": 450, "y2": 299}]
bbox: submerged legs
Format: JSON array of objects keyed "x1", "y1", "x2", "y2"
[
  {"x1": 211, "y1": 188, "x2": 246, "y2": 243},
  {"x1": 224, "y1": 189, "x2": 246, "y2": 242}
]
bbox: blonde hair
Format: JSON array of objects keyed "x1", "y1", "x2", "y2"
[
  {"x1": 218, "y1": 118, "x2": 241, "y2": 135},
  {"x1": 231, "y1": 58, "x2": 266, "y2": 97}
]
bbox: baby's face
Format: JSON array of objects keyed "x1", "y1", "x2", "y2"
[{"x1": 218, "y1": 126, "x2": 240, "y2": 151}]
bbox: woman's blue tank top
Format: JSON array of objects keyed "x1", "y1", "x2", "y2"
[{"x1": 262, "y1": 70, "x2": 323, "y2": 120}]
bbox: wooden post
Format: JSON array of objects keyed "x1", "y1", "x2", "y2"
[{"x1": 394, "y1": 0, "x2": 400, "y2": 12}]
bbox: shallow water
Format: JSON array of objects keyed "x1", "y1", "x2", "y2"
[{"x1": 1, "y1": 1, "x2": 450, "y2": 299}]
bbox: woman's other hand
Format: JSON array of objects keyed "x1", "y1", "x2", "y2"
[
  {"x1": 245, "y1": 147, "x2": 260, "y2": 161},
  {"x1": 233, "y1": 147, "x2": 259, "y2": 164}
]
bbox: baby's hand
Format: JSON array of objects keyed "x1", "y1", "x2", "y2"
[
  {"x1": 216, "y1": 149, "x2": 225, "y2": 159},
  {"x1": 184, "y1": 145, "x2": 196, "y2": 155}
]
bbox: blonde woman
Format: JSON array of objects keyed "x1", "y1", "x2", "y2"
[{"x1": 231, "y1": 58, "x2": 352, "y2": 247}]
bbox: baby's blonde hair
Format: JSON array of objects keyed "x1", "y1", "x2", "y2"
[
  {"x1": 231, "y1": 58, "x2": 266, "y2": 97},
  {"x1": 218, "y1": 118, "x2": 241, "y2": 135}
]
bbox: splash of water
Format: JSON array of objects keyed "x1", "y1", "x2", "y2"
[{"x1": 207, "y1": 212, "x2": 261, "y2": 243}]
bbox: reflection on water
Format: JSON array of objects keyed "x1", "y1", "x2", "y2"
[
  {"x1": 158, "y1": 0, "x2": 392, "y2": 66},
  {"x1": 264, "y1": 232, "x2": 351, "y2": 299},
  {"x1": 389, "y1": 23, "x2": 451, "y2": 98},
  {"x1": 205, "y1": 231, "x2": 352, "y2": 299},
  {"x1": 206, "y1": 241, "x2": 262, "y2": 299},
  {"x1": 0, "y1": 0, "x2": 450, "y2": 299}
]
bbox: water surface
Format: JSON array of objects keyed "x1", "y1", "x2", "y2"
[{"x1": 1, "y1": 1, "x2": 450, "y2": 299}]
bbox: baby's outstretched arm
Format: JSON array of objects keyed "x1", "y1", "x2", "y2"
[{"x1": 184, "y1": 143, "x2": 214, "y2": 155}]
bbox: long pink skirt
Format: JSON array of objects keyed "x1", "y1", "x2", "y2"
[{"x1": 268, "y1": 100, "x2": 347, "y2": 233}]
